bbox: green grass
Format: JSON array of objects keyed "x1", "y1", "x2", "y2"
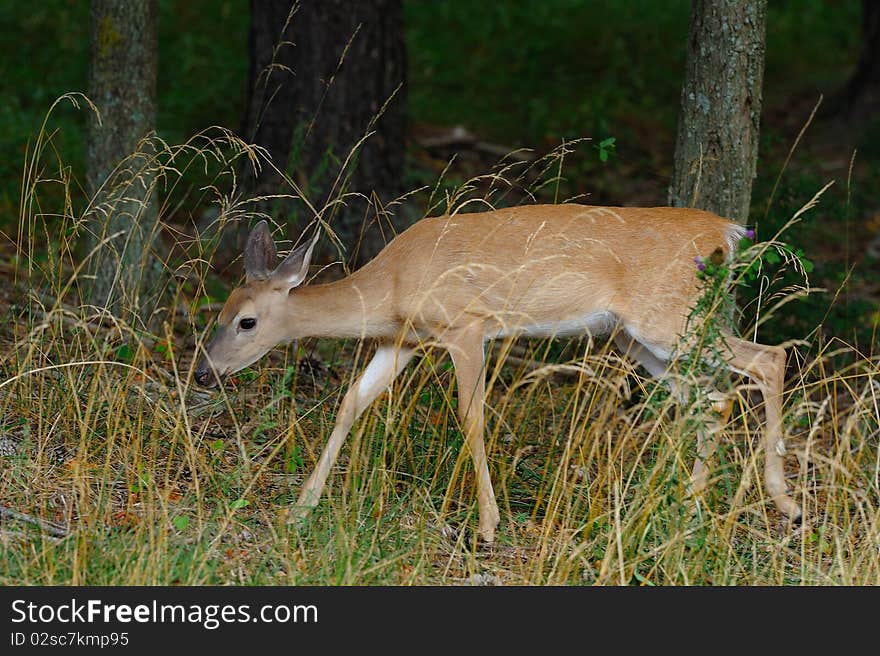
[{"x1": 3, "y1": 306, "x2": 879, "y2": 584}]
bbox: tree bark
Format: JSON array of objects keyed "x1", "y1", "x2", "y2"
[
  {"x1": 234, "y1": 0, "x2": 407, "y2": 267},
  {"x1": 239, "y1": 0, "x2": 300, "y2": 211},
  {"x1": 824, "y1": 0, "x2": 880, "y2": 124},
  {"x1": 668, "y1": 0, "x2": 767, "y2": 223},
  {"x1": 86, "y1": 0, "x2": 161, "y2": 325}
]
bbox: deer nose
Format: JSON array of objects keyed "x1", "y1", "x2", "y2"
[{"x1": 194, "y1": 367, "x2": 218, "y2": 388}]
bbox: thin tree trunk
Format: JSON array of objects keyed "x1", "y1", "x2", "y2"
[
  {"x1": 668, "y1": 0, "x2": 767, "y2": 223},
  {"x1": 86, "y1": 0, "x2": 161, "y2": 325},
  {"x1": 228, "y1": 0, "x2": 407, "y2": 267}
]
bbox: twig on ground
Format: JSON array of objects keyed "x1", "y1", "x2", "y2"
[{"x1": 0, "y1": 505, "x2": 68, "y2": 537}]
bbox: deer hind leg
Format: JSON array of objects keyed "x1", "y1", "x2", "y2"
[
  {"x1": 614, "y1": 332, "x2": 675, "y2": 389},
  {"x1": 614, "y1": 331, "x2": 729, "y2": 496},
  {"x1": 725, "y1": 336, "x2": 801, "y2": 521},
  {"x1": 293, "y1": 344, "x2": 415, "y2": 518},
  {"x1": 689, "y1": 390, "x2": 733, "y2": 495},
  {"x1": 446, "y1": 328, "x2": 500, "y2": 543}
]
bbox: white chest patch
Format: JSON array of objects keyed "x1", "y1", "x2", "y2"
[{"x1": 357, "y1": 346, "x2": 402, "y2": 398}]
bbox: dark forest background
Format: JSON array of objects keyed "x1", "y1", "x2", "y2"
[{"x1": 1, "y1": 0, "x2": 877, "y2": 346}]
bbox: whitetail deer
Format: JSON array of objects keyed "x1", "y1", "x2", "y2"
[{"x1": 194, "y1": 204, "x2": 800, "y2": 542}]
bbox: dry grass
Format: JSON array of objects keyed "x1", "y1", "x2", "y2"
[{"x1": 1, "y1": 98, "x2": 878, "y2": 586}]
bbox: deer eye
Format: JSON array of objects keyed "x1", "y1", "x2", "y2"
[{"x1": 239, "y1": 317, "x2": 257, "y2": 330}]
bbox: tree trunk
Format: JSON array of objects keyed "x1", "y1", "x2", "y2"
[
  {"x1": 824, "y1": 0, "x2": 880, "y2": 124},
  {"x1": 239, "y1": 0, "x2": 300, "y2": 213},
  {"x1": 233, "y1": 0, "x2": 407, "y2": 267},
  {"x1": 86, "y1": 0, "x2": 161, "y2": 325},
  {"x1": 668, "y1": 0, "x2": 767, "y2": 223}
]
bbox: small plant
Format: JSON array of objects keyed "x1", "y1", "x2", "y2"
[{"x1": 594, "y1": 137, "x2": 616, "y2": 163}]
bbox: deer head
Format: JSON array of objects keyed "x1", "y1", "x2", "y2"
[{"x1": 194, "y1": 221, "x2": 318, "y2": 388}]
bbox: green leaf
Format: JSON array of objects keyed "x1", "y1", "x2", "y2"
[
  {"x1": 172, "y1": 515, "x2": 189, "y2": 531},
  {"x1": 115, "y1": 343, "x2": 134, "y2": 363},
  {"x1": 238, "y1": 368, "x2": 257, "y2": 382},
  {"x1": 230, "y1": 498, "x2": 249, "y2": 510},
  {"x1": 593, "y1": 136, "x2": 616, "y2": 163},
  {"x1": 632, "y1": 570, "x2": 655, "y2": 586},
  {"x1": 286, "y1": 445, "x2": 303, "y2": 474}
]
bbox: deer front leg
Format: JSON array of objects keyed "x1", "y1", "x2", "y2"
[
  {"x1": 292, "y1": 344, "x2": 415, "y2": 521},
  {"x1": 446, "y1": 328, "x2": 501, "y2": 543}
]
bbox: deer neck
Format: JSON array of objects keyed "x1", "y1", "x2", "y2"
[{"x1": 289, "y1": 272, "x2": 397, "y2": 339}]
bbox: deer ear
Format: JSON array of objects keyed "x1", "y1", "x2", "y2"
[
  {"x1": 244, "y1": 220, "x2": 277, "y2": 282},
  {"x1": 272, "y1": 229, "x2": 320, "y2": 290}
]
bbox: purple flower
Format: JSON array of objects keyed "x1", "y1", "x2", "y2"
[
  {"x1": 746, "y1": 229, "x2": 755, "y2": 239},
  {"x1": 694, "y1": 256, "x2": 706, "y2": 271}
]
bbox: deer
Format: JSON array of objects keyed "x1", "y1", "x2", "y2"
[{"x1": 194, "y1": 204, "x2": 801, "y2": 543}]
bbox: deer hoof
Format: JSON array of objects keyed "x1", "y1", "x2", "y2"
[
  {"x1": 477, "y1": 516, "x2": 500, "y2": 544},
  {"x1": 288, "y1": 504, "x2": 313, "y2": 529},
  {"x1": 774, "y1": 495, "x2": 802, "y2": 524}
]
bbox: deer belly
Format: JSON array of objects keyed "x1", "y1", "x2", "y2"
[{"x1": 489, "y1": 310, "x2": 617, "y2": 339}]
